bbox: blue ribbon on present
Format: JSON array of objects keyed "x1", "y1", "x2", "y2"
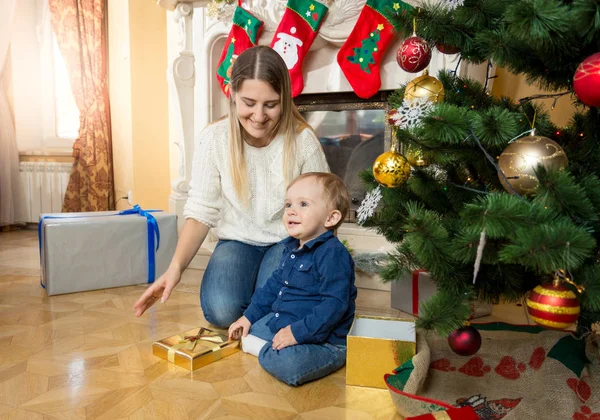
[
  {"x1": 38, "y1": 204, "x2": 162, "y2": 288},
  {"x1": 118, "y1": 205, "x2": 161, "y2": 283}
]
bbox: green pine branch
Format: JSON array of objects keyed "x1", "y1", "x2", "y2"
[{"x1": 415, "y1": 290, "x2": 473, "y2": 336}]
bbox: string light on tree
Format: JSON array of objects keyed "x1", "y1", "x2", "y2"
[{"x1": 497, "y1": 133, "x2": 568, "y2": 196}]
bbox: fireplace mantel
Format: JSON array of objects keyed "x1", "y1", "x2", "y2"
[{"x1": 160, "y1": 0, "x2": 493, "y2": 289}]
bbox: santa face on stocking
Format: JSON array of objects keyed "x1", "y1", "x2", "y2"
[
  {"x1": 272, "y1": 27, "x2": 304, "y2": 70},
  {"x1": 269, "y1": 0, "x2": 329, "y2": 97}
]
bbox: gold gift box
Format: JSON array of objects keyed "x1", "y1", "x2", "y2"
[
  {"x1": 152, "y1": 326, "x2": 240, "y2": 371},
  {"x1": 346, "y1": 315, "x2": 416, "y2": 389}
]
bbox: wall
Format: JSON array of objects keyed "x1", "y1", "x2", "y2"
[
  {"x1": 491, "y1": 67, "x2": 576, "y2": 128},
  {"x1": 129, "y1": 0, "x2": 170, "y2": 211},
  {"x1": 11, "y1": 0, "x2": 43, "y2": 151},
  {"x1": 108, "y1": 0, "x2": 170, "y2": 211},
  {"x1": 108, "y1": 0, "x2": 134, "y2": 210}
]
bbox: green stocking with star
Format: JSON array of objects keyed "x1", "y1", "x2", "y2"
[{"x1": 216, "y1": 6, "x2": 264, "y2": 97}]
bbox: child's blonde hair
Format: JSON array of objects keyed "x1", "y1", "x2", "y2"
[
  {"x1": 228, "y1": 46, "x2": 310, "y2": 205},
  {"x1": 288, "y1": 172, "x2": 350, "y2": 230}
]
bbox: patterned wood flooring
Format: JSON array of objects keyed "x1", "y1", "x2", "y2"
[
  {"x1": 0, "y1": 228, "x2": 409, "y2": 419},
  {"x1": 0, "y1": 228, "x2": 526, "y2": 419}
]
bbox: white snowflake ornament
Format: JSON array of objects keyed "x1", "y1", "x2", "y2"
[
  {"x1": 437, "y1": 0, "x2": 464, "y2": 9},
  {"x1": 397, "y1": 97, "x2": 435, "y2": 129},
  {"x1": 357, "y1": 185, "x2": 382, "y2": 225}
]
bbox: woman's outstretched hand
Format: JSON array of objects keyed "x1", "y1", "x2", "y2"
[{"x1": 133, "y1": 264, "x2": 181, "y2": 317}]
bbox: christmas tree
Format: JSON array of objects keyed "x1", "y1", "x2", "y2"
[
  {"x1": 361, "y1": 0, "x2": 600, "y2": 337},
  {"x1": 347, "y1": 26, "x2": 383, "y2": 73}
]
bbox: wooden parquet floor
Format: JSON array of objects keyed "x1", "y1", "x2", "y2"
[{"x1": 0, "y1": 228, "x2": 410, "y2": 420}]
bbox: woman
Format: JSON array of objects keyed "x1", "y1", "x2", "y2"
[{"x1": 133, "y1": 46, "x2": 329, "y2": 327}]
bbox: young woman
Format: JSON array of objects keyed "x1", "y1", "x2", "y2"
[{"x1": 133, "y1": 46, "x2": 329, "y2": 327}]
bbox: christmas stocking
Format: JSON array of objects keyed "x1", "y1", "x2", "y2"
[
  {"x1": 337, "y1": 0, "x2": 413, "y2": 99},
  {"x1": 216, "y1": 6, "x2": 264, "y2": 97},
  {"x1": 270, "y1": 0, "x2": 329, "y2": 97}
]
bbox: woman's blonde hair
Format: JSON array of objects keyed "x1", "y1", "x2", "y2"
[{"x1": 228, "y1": 46, "x2": 310, "y2": 205}]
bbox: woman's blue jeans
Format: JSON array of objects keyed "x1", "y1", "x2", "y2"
[
  {"x1": 249, "y1": 313, "x2": 347, "y2": 386},
  {"x1": 200, "y1": 239, "x2": 285, "y2": 328}
]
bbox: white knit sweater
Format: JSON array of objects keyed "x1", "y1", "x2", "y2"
[{"x1": 183, "y1": 118, "x2": 330, "y2": 246}]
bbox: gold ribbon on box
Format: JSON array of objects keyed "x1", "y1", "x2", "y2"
[{"x1": 167, "y1": 328, "x2": 224, "y2": 363}]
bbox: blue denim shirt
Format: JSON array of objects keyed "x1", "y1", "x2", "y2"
[{"x1": 244, "y1": 230, "x2": 356, "y2": 346}]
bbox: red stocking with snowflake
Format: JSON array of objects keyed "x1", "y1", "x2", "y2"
[
  {"x1": 270, "y1": 0, "x2": 329, "y2": 97},
  {"x1": 337, "y1": 0, "x2": 413, "y2": 98},
  {"x1": 216, "y1": 6, "x2": 264, "y2": 97}
]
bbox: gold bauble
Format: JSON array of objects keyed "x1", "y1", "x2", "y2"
[
  {"x1": 498, "y1": 135, "x2": 568, "y2": 195},
  {"x1": 404, "y1": 73, "x2": 445, "y2": 104},
  {"x1": 373, "y1": 148, "x2": 411, "y2": 188},
  {"x1": 405, "y1": 147, "x2": 429, "y2": 167}
]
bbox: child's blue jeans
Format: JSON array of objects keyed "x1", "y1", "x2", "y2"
[{"x1": 249, "y1": 313, "x2": 347, "y2": 386}]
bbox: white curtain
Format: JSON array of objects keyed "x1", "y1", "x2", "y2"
[{"x1": 0, "y1": 0, "x2": 27, "y2": 227}]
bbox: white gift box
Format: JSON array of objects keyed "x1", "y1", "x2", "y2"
[{"x1": 391, "y1": 270, "x2": 492, "y2": 318}]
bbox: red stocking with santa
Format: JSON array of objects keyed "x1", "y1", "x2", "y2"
[{"x1": 270, "y1": 0, "x2": 329, "y2": 97}]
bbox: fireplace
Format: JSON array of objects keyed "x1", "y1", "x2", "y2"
[
  {"x1": 295, "y1": 91, "x2": 393, "y2": 222},
  {"x1": 160, "y1": 0, "x2": 494, "y2": 288}
]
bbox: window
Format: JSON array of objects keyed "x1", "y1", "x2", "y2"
[
  {"x1": 52, "y1": 34, "x2": 79, "y2": 139},
  {"x1": 39, "y1": 0, "x2": 79, "y2": 147}
]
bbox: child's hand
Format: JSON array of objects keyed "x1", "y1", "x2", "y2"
[
  {"x1": 272, "y1": 325, "x2": 297, "y2": 350},
  {"x1": 228, "y1": 316, "x2": 251, "y2": 340}
]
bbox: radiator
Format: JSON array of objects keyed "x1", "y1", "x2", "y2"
[{"x1": 19, "y1": 161, "x2": 72, "y2": 223}]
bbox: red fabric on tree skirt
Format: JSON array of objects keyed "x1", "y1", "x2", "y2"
[{"x1": 405, "y1": 406, "x2": 479, "y2": 419}]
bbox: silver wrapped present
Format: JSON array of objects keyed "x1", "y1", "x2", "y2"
[
  {"x1": 391, "y1": 269, "x2": 492, "y2": 318},
  {"x1": 39, "y1": 207, "x2": 177, "y2": 295}
]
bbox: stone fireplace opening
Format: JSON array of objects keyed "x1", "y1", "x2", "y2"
[{"x1": 295, "y1": 91, "x2": 393, "y2": 222}]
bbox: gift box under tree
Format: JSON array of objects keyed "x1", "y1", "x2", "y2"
[
  {"x1": 39, "y1": 206, "x2": 177, "y2": 295},
  {"x1": 391, "y1": 270, "x2": 492, "y2": 318},
  {"x1": 346, "y1": 315, "x2": 416, "y2": 389}
]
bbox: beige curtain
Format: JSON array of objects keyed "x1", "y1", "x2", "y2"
[
  {"x1": 49, "y1": 0, "x2": 114, "y2": 212},
  {"x1": 0, "y1": 0, "x2": 28, "y2": 226}
]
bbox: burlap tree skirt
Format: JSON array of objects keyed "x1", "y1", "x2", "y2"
[{"x1": 385, "y1": 323, "x2": 600, "y2": 419}]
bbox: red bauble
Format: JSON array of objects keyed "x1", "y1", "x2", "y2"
[
  {"x1": 397, "y1": 36, "x2": 432, "y2": 73},
  {"x1": 387, "y1": 109, "x2": 399, "y2": 126},
  {"x1": 448, "y1": 326, "x2": 481, "y2": 356},
  {"x1": 526, "y1": 282, "x2": 580, "y2": 329},
  {"x1": 573, "y1": 52, "x2": 600, "y2": 107},
  {"x1": 436, "y1": 42, "x2": 460, "y2": 55}
]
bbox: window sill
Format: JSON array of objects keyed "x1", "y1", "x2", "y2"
[
  {"x1": 19, "y1": 148, "x2": 74, "y2": 163},
  {"x1": 19, "y1": 148, "x2": 73, "y2": 157}
]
